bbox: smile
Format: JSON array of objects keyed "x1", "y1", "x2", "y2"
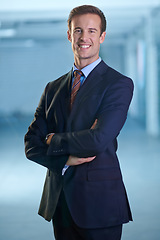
[{"x1": 79, "y1": 44, "x2": 91, "y2": 49}]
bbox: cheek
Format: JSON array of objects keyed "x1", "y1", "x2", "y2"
[
  {"x1": 73, "y1": 37, "x2": 79, "y2": 47},
  {"x1": 93, "y1": 38, "x2": 101, "y2": 47},
  {"x1": 92, "y1": 36, "x2": 100, "y2": 43},
  {"x1": 72, "y1": 41, "x2": 77, "y2": 51}
]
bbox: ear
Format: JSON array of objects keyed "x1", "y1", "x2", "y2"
[
  {"x1": 67, "y1": 30, "x2": 72, "y2": 42},
  {"x1": 100, "y1": 31, "x2": 106, "y2": 44}
]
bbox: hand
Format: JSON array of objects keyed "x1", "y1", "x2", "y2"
[
  {"x1": 66, "y1": 155, "x2": 96, "y2": 166},
  {"x1": 46, "y1": 133, "x2": 55, "y2": 145},
  {"x1": 91, "y1": 119, "x2": 97, "y2": 129}
]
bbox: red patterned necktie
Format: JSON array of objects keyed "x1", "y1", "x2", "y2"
[{"x1": 70, "y1": 70, "x2": 83, "y2": 109}]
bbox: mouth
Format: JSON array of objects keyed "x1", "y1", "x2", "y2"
[{"x1": 78, "y1": 44, "x2": 91, "y2": 49}]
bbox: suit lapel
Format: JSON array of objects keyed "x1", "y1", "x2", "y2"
[
  {"x1": 69, "y1": 61, "x2": 108, "y2": 118},
  {"x1": 47, "y1": 61, "x2": 108, "y2": 132},
  {"x1": 59, "y1": 70, "x2": 72, "y2": 120},
  {"x1": 46, "y1": 70, "x2": 72, "y2": 132}
]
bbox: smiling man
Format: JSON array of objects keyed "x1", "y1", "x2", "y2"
[
  {"x1": 25, "y1": 5, "x2": 133, "y2": 240},
  {"x1": 67, "y1": 13, "x2": 106, "y2": 69}
]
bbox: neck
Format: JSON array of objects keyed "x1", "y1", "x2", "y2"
[{"x1": 74, "y1": 56, "x2": 99, "y2": 70}]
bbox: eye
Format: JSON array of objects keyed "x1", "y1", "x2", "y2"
[
  {"x1": 89, "y1": 29, "x2": 97, "y2": 34},
  {"x1": 74, "y1": 29, "x2": 82, "y2": 34}
]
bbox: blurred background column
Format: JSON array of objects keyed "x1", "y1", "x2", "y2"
[
  {"x1": 125, "y1": 34, "x2": 138, "y2": 118},
  {"x1": 145, "y1": 10, "x2": 159, "y2": 137}
]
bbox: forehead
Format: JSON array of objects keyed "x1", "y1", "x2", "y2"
[{"x1": 71, "y1": 13, "x2": 101, "y2": 30}]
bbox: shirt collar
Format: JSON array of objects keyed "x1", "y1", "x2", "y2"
[{"x1": 73, "y1": 57, "x2": 101, "y2": 78}]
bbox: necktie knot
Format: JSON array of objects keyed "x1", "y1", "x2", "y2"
[{"x1": 74, "y1": 70, "x2": 83, "y2": 79}]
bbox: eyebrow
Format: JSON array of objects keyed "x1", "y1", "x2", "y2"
[
  {"x1": 74, "y1": 27, "x2": 81, "y2": 30},
  {"x1": 74, "y1": 27, "x2": 98, "y2": 31},
  {"x1": 88, "y1": 28, "x2": 98, "y2": 31}
]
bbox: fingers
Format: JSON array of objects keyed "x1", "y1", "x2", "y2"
[
  {"x1": 81, "y1": 156, "x2": 96, "y2": 162},
  {"x1": 76, "y1": 156, "x2": 96, "y2": 165},
  {"x1": 91, "y1": 119, "x2": 97, "y2": 129},
  {"x1": 66, "y1": 155, "x2": 96, "y2": 166}
]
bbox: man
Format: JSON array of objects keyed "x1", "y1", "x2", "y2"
[{"x1": 24, "y1": 5, "x2": 133, "y2": 240}]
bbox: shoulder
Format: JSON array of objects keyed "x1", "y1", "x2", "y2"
[
  {"x1": 48, "y1": 71, "x2": 71, "y2": 89},
  {"x1": 43, "y1": 70, "x2": 72, "y2": 95},
  {"x1": 98, "y1": 60, "x2": 134, "y2": 91}
]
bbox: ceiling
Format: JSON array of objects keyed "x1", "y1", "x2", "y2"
[{"x1": 0, "y1": 0, "x2": 160, "y2": 46}]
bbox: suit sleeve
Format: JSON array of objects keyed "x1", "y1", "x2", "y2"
[
  {"x1": 47, "y1": 77, "x2": 134, "y2": 158},
  {"x1": 24, "y1": 83, "x2": 68, "y2": 173}
]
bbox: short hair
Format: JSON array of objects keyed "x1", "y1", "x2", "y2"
[{"x1": 67, "y1": 5, "x2": 107, "y2": 35}]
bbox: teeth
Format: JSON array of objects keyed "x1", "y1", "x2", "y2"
[{"x1": 79, "y1": 45, "x2": 90, "y2": 48}]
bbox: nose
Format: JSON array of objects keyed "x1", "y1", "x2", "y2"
[{"x1": 80, "y1": 30, "x2": 88, "y2": 41}]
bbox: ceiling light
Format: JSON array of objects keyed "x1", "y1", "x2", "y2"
[{"x1": 0, "y1": 29, "x2": 16, "y2": 38}]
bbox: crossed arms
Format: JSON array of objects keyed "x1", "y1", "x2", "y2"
[
  {"x1": 24, "y1": 77, "x2": 133, "y2": 172},
  {"x1": 45, "y1": 120, "x2": 97, "y2": 166}
]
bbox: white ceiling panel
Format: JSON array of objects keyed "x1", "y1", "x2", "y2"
[
  {"x1": 0, "y1": 0, "x2": 160, "y2": 11},
  {"x1": 0, "y1": 1, "x2": 160, "y2": 45}
]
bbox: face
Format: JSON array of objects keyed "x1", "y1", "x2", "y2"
[{"x1": 67, "y1": 13, "x2": 106, "y2": 68}]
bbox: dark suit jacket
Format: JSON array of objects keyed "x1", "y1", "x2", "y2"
[{"x1": 24, "y1": 60, "x2": 133, "y2": 228}]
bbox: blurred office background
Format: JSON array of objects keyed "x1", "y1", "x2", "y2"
[{"x1": 0, "y1": 0, "x2": 160, "y2": 239}]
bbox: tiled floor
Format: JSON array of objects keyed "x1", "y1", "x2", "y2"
[{"x1": 0, "y1": 115, "x2": 160, "y2": 240}]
